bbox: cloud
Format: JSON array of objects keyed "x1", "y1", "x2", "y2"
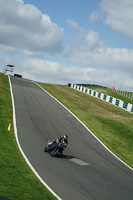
[
  {"x1": 67, "y1": 19, "x2": 84, "y2": 33},
  {"x1": 0, "y1": 0, "x2": 64, "y2": 54},
  {"x1": 23, "y1": 50, "x2": 43, "y2": 57},
  {"x1": 64, "y1": 25, "x2": 133, "y2": 72},
  {"x1": 85, "y1": 30, "x2": 103, "y2": 50},
  {"x1": 89, "y1": 11, "x2": 102, "y2": 22},
  {"x1": 1, "y1": 53, "x2": 132, "y2": 91},
  {"x1": 70, "y1": 45, "x2": 133, "y2": 72},
  {"x1": 21, "y1": 58, "x2": 83, "y2": 84},
  {"x1": 100, "y1": 0, "x2": 133, "y2": 38},
  {"x1": 67, "y1": 19, "x2": 79, "y2": 31},
  {"x1": 12, "y1": 57, "x2": 95, "y2": 84},
  {"x1": 66, "y1": 19, "x2": 85, "y2": 47},
  {"x1": 62, "y1": 21, "x2": 133, "y2": 90},
  {"x1": 9, "y1": 57, "x2": 132, "y2": 91},
  {"x1": 0, "y1": 45, "x2": 16, "y2": 53}
]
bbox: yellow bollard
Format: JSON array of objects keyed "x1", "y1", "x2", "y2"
[{"x1": 8, "y1": 123, "x2": 11, "y2": 131}]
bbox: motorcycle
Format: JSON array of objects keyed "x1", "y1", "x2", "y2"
[{"x1": 44, "y1": 140, "x2": 67, "y2": 157}]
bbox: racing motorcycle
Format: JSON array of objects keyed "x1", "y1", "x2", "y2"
[{"x1": 44, "y1": 140, "x2": 67, "y2": 157}]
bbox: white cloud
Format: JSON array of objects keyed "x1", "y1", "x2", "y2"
[
  {"x1": 90, "y1": 11, "x2": 102, "y2": 22},
  {"x1": 67, "y1": 19, "x2": 81, "y2": 31},
  {"x1": 1, "y1": 53, "x2": 132, "y2": 91},
  {"x1": 71, "y1": 45, "x2": 133, "y2": 71},
  {"x1": 65, "y1": 26, "x2": 133, "y2": 72},
  {"x1": 23, "y1": 50, "x2": 43, "y2": 57},
  {"x1": 100, "y1": 0, "x2": 133, "y2": 38},
  {"x1": 90, "y1": 0, "x2": 133, "y2": 38},
  {"x1": 0, "y1": 0, "x2": 64, "y2": 54},
  {"x1": 85, "y1": 30, "x2": 103, "y2": 49},
  {"x1": 0, "y1": 45, "x2": 15, "y2": 53},
  {"x1": 62, "y1": 22, "x2": 133, "y2": 90},
  {"x1": 21, "y1": 58, "x2": 82, "y2": 84},
  {"x1": 12, "y1": 57, "x2": 95, "y2": 84},
  {"x1": 66, "y1": 19, "x2": 85, "y2": 46},
  {"x1": 10, "y1": 57, "x2": 132, "y2": 91}
]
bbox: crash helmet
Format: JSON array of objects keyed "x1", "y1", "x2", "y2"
[{"x1": 63, "y1": 134, "x2": 68, "y2": 143}]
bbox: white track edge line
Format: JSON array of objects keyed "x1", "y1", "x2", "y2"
[
  {"x1": 34, "y1": 81, "x2": 133, "y2": 171},
  {"x1": 8, "y1": 76, "x2": 62, "y2": 200}
]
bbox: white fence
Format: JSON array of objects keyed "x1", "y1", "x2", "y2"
[{"x1": 71, "y1": 84, "x2": 133, "y2": 113}]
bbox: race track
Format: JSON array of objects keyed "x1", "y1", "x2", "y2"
[{"x1": 10, "y1": 76, "x2": 133, "y2": 200}]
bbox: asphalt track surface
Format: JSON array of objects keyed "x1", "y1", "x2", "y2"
[{"x1": 10, "y1": 76, "x2": 133, "y2": 200}]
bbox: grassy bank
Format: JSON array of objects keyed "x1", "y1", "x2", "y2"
[
  {"x1": 0, "y1": 74, "x2": 57, "y2": 200},
  {"x1": 37, "y1": 82, "x2": 133, "y2": 168}
]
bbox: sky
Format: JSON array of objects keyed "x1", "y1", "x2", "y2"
[{"x1": 0, "y1": 0, "x2": 133, "y2": 91}]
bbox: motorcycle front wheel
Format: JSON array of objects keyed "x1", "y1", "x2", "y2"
[
  {"x1": 44, "y1": 146, "x2": 48, "y2": 152},
  {"x1": 49, "y1": 147, "x2": 59, "y2": 157}
]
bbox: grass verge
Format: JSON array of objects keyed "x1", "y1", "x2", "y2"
[
  {"x1": 0, "y1": 74, "x2": 57, "y2": 200},
  {"x1": 37, "y1": 82, "x2": 133, "y2": 168}
]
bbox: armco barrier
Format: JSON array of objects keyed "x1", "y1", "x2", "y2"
[{"x1": 71, "y1": 84, "x2": 133, "y2": 113}]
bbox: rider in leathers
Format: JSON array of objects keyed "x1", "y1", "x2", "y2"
[{"x1": 48, "y1": 134, "x2": 68, "y2": 146}]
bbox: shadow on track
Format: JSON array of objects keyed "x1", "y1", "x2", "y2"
[{"x1": 55, "y1": 154, "x2": 76, "y2": 159}]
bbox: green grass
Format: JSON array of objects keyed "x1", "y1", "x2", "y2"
[
  {"x1": 86, "y1": 86, "x2": 133, "y2": 104},
  {"x1": 0, "y1": 73, "x2": 57, "y2": 200},
  {"x1": 37, "y1": 82, "x2": 133, "y2": 168}
]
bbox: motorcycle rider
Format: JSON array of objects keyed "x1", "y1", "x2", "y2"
[{"x1": 48, "y1": 134, "x2": 68, "y2": 146}]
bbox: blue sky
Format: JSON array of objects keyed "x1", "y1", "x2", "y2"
[{"x1": 0, "y1": 0, "x2": 133, "y2": 91}]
